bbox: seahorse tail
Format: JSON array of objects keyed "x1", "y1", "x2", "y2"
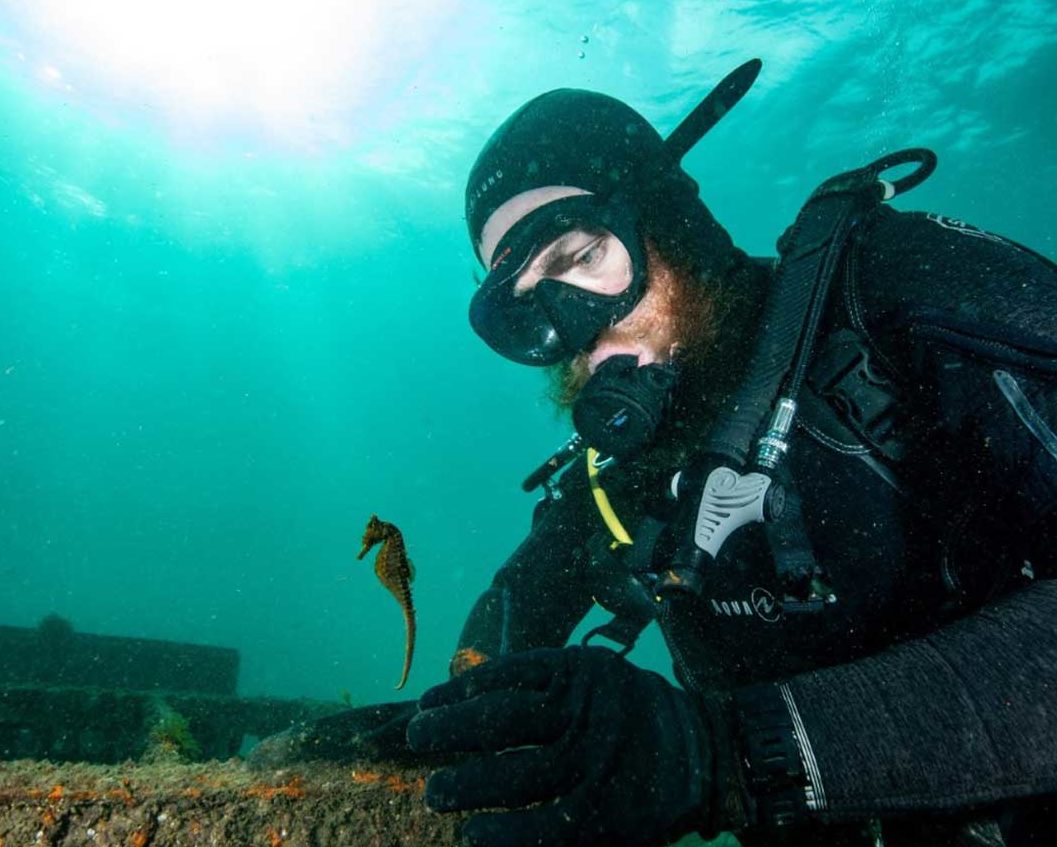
[{"x1": 395, "y1": 589, "x2": 416, "y2": 690}]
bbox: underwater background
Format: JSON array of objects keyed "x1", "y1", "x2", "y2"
[{"x1": 0, "y1": 0, "x2": 1054, "y2": 711}]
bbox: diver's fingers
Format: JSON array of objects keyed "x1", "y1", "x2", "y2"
[
  {"x1": 418, "y1": 648, "x2": 568, "y2": 709},
  {"x1": 407, "y1": 689, "x2": 565, "y2": 753}
]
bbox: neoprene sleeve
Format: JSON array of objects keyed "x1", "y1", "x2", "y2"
[
  {"x1": 784, "y1": 579, "x2": 1057, "y2": 820},
  {"x1": 454, "y1": 467, "x2": 597, "y2": 662}
]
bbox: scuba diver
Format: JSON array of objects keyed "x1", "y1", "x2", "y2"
[{"x1": 255, "y1": 60, "x2": 1057, "y2": 846}]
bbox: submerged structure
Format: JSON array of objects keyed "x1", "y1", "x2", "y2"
[
  {"x1": 0, "y1": 617, "x2": 460, "y2": 845},
  {"x1": 0, "y1": 616, "x2": 338, "y2": 763}
]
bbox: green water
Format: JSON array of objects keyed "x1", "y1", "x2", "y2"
[{"x1": 0, "y1": 1, "x2": 1054, "y2": 705}]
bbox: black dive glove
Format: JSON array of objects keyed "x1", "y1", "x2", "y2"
[
  {"x1": 248, "y1": 700, "x2": 422, "y2": 769},
  {"x1": 406, "y1": 646, "x2": 724, "y2": 847}
]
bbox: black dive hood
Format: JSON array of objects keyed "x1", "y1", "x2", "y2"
[{"x1": 469, "y1": 59, "x2": 763, "y2": 367}]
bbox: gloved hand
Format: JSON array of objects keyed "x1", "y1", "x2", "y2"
[
  {"x1": 406, "y1": 646, "x2": 730, "y2": 847},
  {"x1": 248, "y1": 700, "x2": 422, "y2": 770}
]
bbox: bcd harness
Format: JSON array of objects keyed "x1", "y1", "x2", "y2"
[
  {"x1": 526, "y1": 152, "x2": 1057, "y2": 833},
  {"x1": 525, "y1": 149, "x2": 941, "y2": 655}
]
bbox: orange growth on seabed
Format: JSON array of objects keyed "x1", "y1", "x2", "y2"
[
  {"x1": 351, "y1": 770, "x2": 381, "y2": 785},
  {"x1": 130, "y1": 831, "x2": 149, "y2": 847},
  {"x1": 384, "y1": 775, "x2": 426, "y2": 794},
  {"x1": 357, "y1": 514, "x2": 417, "y2": 689},
  {"x1": 47, "y1": 784, "x2": 64, "y2": 802},
  {"x1": 350, "y1": 769, "x2": 425, "y2": 794},
  {"x1": 108, "y1": 788, "x2": 136, "y2": 807},
  {"x1": 267, "y1": 827, "x2": 284, "y2": 846},
  {"x1": 245, "y1": 776, "x2": 305, "y2": 801}
]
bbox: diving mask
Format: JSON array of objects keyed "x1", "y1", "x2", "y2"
[{"x1": 469, "y1": 192, "x2": 648, "y2": 366}]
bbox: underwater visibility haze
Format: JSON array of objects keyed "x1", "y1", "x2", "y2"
[{"x1": 0, "y1": 0, "x2": 1054, "y2": 708}]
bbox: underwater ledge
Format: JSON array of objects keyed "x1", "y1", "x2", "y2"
[{"x1": 0, "y1": 758, "x2": 464, "y2": 847}]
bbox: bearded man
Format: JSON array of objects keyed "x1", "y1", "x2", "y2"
[
  {"x1": 258, "y1": 62, "x2": 1057, "y2": 847},
  {"x1": 406, "y1": 61, "x2": 1057, "y2": 847}
]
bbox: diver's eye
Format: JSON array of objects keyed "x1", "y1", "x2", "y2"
[{"x1": 573, "y1": 236, "x2": 606, "y2": 268}]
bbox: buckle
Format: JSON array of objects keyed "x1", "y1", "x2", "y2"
[{"x1": 808, "y1": 330, "x2": 903, "y2": 460}]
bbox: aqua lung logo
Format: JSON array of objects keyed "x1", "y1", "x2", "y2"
[
  {"x1": 752, "y1": 587, "x2": 781, "y2": 622},
  {"x1": 467, "y1": 169, "x2": 504, "y2": 217},
  {"x1": 709, "y1": 587, "x2": 781, "y2": 623},
  {"x1": 926, "y1": 214, "x2": 1007, "y2": 245}
]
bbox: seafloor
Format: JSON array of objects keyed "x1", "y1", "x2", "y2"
[{"x1": 0, "y1": 757, "x2": 462, "y2": 847}]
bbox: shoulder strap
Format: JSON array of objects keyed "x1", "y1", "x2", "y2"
[
  {"x1": 705, "y1": 149, "x2": 938, "y2": 472},
  {"x1": 658, "y1": 150, "x2": 939, "y2": 598}
]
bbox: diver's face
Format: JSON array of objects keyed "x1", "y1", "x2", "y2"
[
  {"x1": 479, "y1": 186, "x2": 633, "y2": 298},
  {"x1": 583, "y1": 261, "x2": 680, "y2": 373},
  {"x1": 479, "y1": 187, "x2": 676, "y2": 373},
  {"x1": 512, "y1": 227, "x2": 632, "y2": 297}
]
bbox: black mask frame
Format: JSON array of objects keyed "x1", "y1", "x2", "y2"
[{"x1": 469, "y1": 193, "x2": 648, "y2": 366}]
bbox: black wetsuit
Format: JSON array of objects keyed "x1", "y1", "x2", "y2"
[{"x1": 454, "y1": 206, "x2": 1057, "y2": 846}]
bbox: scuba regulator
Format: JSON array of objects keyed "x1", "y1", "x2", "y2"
[
  {"x1": 524, "y1": 148, "x2": 939, "y2": 620},
  {"x1": 656, "y1": 148, "x2": 937, "y2": 604}
]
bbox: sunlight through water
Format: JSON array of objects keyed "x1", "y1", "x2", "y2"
[{"x1": 0, "y1": 0, "x2": 458, "y2": 150}]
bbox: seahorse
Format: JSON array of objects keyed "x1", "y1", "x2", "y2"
[{"x1": 357, "y1": 514, "x2": 416, "y2": 690}]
